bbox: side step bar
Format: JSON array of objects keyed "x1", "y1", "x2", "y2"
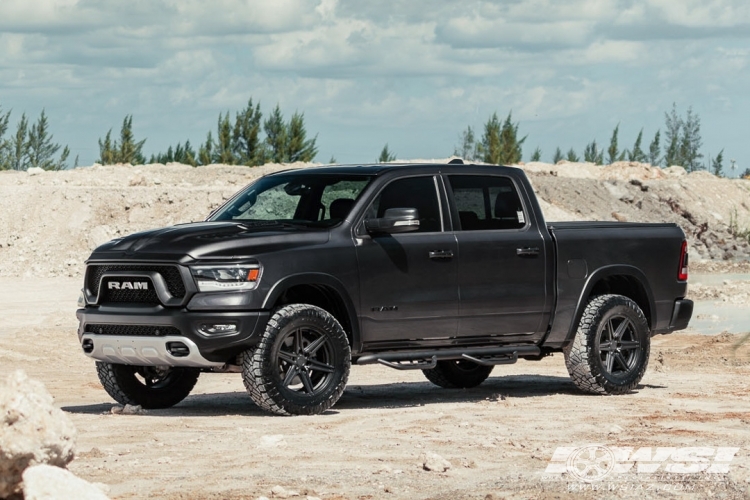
[{"x1": 358, "y1": 345, "x2": 540, "y2": 371}]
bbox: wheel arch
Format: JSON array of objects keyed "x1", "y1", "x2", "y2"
[
  {"x1": 563, "y1": 265, "x2": 656, "y2": 348},
  {"x1": 262, "y1": 273, "x2": 360, "y2": 353}
]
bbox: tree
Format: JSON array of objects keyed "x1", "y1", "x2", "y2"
[
  {"x1": 583, "y1": 140, "x2": 603, "y2": 164},
  {"x1": 97, "y1": 115, "x2": 146, "y2": 165},
  {"x1": 0, "y1": 106, "x2": 11, "y2": 170},
  {"x1": 530, "y1": 147, "x2": 542, "y2": 162},
  {"x1": 711, "y1": 149, "x2": 724, "y2": 177},
  {"x1": 232, "y1": 98, "x2": 263, "y2": 166},
  {"x1": 198, "y1": 131, "x2": 214, "y2": 166},
  {"x1": 26, "y1": 110, "x2": 69, "y2": 170},
  {"x1": 566, "y1": 148, "x2": 580, "y2": 162},
  {"x1": 607, "y1": 124, "x2": 620, "y2": 165},
  {"x1": 286, "y1": 111, "x2": 318, "y2": 162},
  {"x1": 8, "y1": 113, "x2": 30, "y2": 171},
  {"x1": 98, "y1": 129, "x2": 116, "y2": 165},
  {"x1": 648, "y1": 130, "x2": 661, "y2": 166},
  {"x1": 378, "y1": 144, "x2": 396, "y2": 163},
  {"x1": 264, "y1": 105, "x2": 288, "y2": 164},
  {"x1": 628, "y1": 129, "x2": 647, "y2": 163},
  {"x1": 215, "y1": 112, "x2": 236, "y2": 164},
  {"x1": 455, "y1": 126, "x2": 478, "y2": 161},
  {"x1": 552, "y1": 147, "x2": 563, "y2": 164},
  {"x1": 663, "y1": 103, "x2": 681, "y2": 167},
  {"x1": 478, "y1": 112, "x2": 525, "y2": 165},
  {"x1": 679, "y1": 106, "x2": 703, "y2": 171},
  {"x1": 329, "y1": 155, "x2": 337, "y2": 164}
]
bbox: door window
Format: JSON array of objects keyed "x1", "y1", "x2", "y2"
[
  {"x1": 447, "y1": 175, "x2": 526, "y2": 231},
  {"x1": 366, "y1": 176, "x2": 442, "y2": 233}
]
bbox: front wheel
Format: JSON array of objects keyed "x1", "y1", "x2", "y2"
[
  {"x1": 564, "y1": 294, "x2": 650, "y2": 395},
  {"x1": 95, "y1": 362, "x2": 200, "y2": 409},
  {"x1": 242, "y1": 304, "x2": 351, "y2": 415}
]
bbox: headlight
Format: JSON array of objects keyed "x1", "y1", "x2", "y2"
[
  {"x1": 190, "y1": 264, "x2": 261, "y2": 292},
  {"x1": 77, "y1": 291, "x2": 86, "y2": 308}
]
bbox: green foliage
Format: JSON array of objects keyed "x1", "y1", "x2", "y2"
[
  {"x1": 583, "y1": 140, "x2": 604, "y2": 164},
  {"x1": 27, "y1": 110, "x2": 69, "y2": 170},
  {"x1": 607, "y1": 124, "x2": 620, "y2": 165},
  {"x1": 663, "y1": 103, "x2": 681, "y2": 167},
  {"x1": 455, "y1": 125, "x2": 479, "y2": 161},
  {"x1": 628, "y1": 129, "x2": 647, "y2": 163},
  {"x1": 530, "y1": 147, "x2": 542, "y2": 162},
  {"x1": 215, "y1": 112, "x2": 236, "y2": 164},
  {"x1": 150, "y1": 140, "x2": 197, "y2": 166},
  {"x1": 0, "y1": 107, "x2": 10, "y2": 170},
  {"x1": 328, "y1": 155, "x2": 337, "y2": 164},
  {"x1": 98, "y1": 115, "x2": 146, "y2": 165},
  {"x1": 648, "y1": 130, "x2": 661, "y2": 166},
  {"x1": 198, "y1": 131, "x2": 214, "y2": 166},
  {"x1": 679, "y1": 107, "x2": 703, "y2": 171},
  {"x1": 478, "y1": 112, "x2": 525, "y2": 165},
  {"x1": 711, "y1": 149, "x2": 724, "y2": 177},
  {"x1": 566, "y1": 148, "x2": 580, "y2": 162},
  {"x1": 378, "y1": 143, "x2": 396, "y2": 163},
  {"x1": 264, "y1": 105, "x2": 288, "y2": 164},
  {"x1": 232, "y1": 99, "x2": 263, "y2": 165},
  {"x1": 286, "y1": 112, "x2": 318, "y2": 162},
  {"x1": 552, "y1": 147, "x2": 563, "y2": 164},
  {"x1": 10, "y1": 113, "x2": 29, "y2": 171},
  {"x1": 729, "y1": 208, "x2": 750, "y2": 243}
]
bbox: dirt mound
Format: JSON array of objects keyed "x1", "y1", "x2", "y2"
[{"x1": 0, "y1": 160, "x2": 748, "y2": 278}]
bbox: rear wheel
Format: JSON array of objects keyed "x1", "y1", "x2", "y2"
[
  {"x1": 95, "y1": 362, "x2": 200, "y2": 409},
  {"x1": 423, "y1": 360, "x2": 494, "y2": 389},
  {"x1": 564, "y1": 294, "x2": 650, "y2": 395},
  {"x1": 242, "y1": 304, "x2": 351, "y2": 415}
]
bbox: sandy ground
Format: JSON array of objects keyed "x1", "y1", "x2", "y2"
[{"x1": 1, "y1": 277, "x2": 749, "y2": 500}]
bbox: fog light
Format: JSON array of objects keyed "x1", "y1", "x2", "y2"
[
  {"x1": 82, "y1": 339, "x2": 94, "y2": 354},
  {"x1": 200, "y1": 323, "x2": 238, "y2": 335},
  {"x1": 166, "y1": 342, "x2": 190, "y2": 357}
]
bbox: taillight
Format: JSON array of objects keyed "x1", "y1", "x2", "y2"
[{"x1": 677, "y1": 241, "x2": 688, "y2": 281}]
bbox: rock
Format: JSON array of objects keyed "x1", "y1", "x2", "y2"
[
  {"x1": 0, "y1": 370, "x2": 76, "y2": 498},
  {"x1": 122, "y1": 404, "x2": 144, "y2": 415},
  {"x1": 270, "y1": 485, "x2": 299, "y2": 498},
  {"x1": 27, "y1": 167, "x2": 44, "y2": 176},
  {"x1": 259, "y1": 434, "x2": 287, "y2": 448},
  {"x1": 23, "y1": 464, "x2": 110, "y2": 500},
  {"x1": 421, "y1": 452, "x2": 451, "y2": 472}
]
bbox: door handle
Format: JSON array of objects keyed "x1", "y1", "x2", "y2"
[
  {"x1": 516, "y1": 247, "x2": 540, "y2": 257},
  {"x1": 429, "y1": 250, "x2": 454, "y2": 259}
]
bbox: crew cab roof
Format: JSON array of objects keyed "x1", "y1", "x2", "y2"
[{"x1": 266, "y1": 163, "x2": 523, "y2": 177}]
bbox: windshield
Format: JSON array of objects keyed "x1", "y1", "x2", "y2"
[{"x1": 209, "y1": 172, "x2": 373, "y2": 228}]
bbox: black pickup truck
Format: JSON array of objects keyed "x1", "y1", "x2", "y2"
[{"x1": 77, "y1": 162, "x2": 693, "y2": 415}]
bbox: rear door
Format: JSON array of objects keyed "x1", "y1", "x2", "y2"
[
  {"x1": 446, "y1": 174, "x2": 548, "y2": 340},
  {"x1": 355, "y1": 175, "x2": 459, "y2": 344}
]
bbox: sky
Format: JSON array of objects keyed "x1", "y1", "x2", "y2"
[{"x1": 1, "y1": 0, "x2": 749, "y2": 174}]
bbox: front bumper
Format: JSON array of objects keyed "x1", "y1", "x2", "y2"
[{"x1": 76, "y1": 305, "x2": 270, "y2": 367}]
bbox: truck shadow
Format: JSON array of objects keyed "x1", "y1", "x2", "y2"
[{"x1": 61, "y1": 375, "x2": 664, "y2": 417}]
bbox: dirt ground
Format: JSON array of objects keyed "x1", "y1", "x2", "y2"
[{"x1": 1, "y1": 277, "x2": 749, "y2": 500}]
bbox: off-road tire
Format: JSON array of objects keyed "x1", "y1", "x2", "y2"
[
  {"x1": 95, "y1": 362, "x2": 200, "y2": 409},
  {"x1": 242, "y1": 304, "x2": 351, "y2": 416},
  {"x1": 422, "y1": 360, "x2": 494, "y2": 389},
  {"x1": 563, "y1": 294, "x2": 650, "y2": 395}
]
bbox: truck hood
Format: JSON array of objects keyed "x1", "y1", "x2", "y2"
[{"x1": 88, "y1": 221, "x2": 331, "y2": 262}]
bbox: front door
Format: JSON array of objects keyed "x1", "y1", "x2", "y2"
[{"x1": 356, "y1": 175, "x2": 459, "y2": 344}]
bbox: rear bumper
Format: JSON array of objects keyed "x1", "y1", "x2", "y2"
[
  {"x1": 653, "y1": 298, "x2": 693, "y2": 335},
  {"x1": 76, "y1": 306, "x2": 270, "y2": 366}
]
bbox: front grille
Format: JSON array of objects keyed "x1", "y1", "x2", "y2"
[
  {"x1": 100, "y1": 277, "x2": 159, "y2": 304},
  {"x1": 84, "y1": 324, "x2": 182, "y2": 337},
  {"x1": 87, "y1": 265, "x2": 186, "y2": 298}
]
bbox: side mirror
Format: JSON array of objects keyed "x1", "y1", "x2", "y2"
[{"x1": 365, "y1": 208, "x2": 420, "y2": 234}]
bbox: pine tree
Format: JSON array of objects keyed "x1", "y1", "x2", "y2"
[
  {"x1": 711, "y1": 149, "x2": 724, "y2": 177},
  {"x1": 479, "y1": 112, "x2": 525, "y2": 165},
  {"x1": 232, "y1": 99, "x2": 263, "y2": 165},
  {"x1": 663, "y1": 103, "x2": 682, "y2": 167},
  {"x1": 479, "y1": 113, "x2": 502, "y2": 164},
  {"x1": 680, "y1": 106, "x2": 703, "y2": 172},
  {"x1": 215, "y1": 112, "x2": 236, "y2": 164},
  {"x1": 455, "y1": 126, "x2": 478, "y2": 161},
  {"x1": 264, "y1": 105, "x2": 288, "y2": 164},
  {"x1": 9, "y1": 113, "x2": 29, "y2": 171},
  {"x1": 648, "y1": 130, "x2": 661, "y2": 166},
  {"x1": 198, "y1": 131, "x2": 214, "y2": 166},
  {"x1": 628, "y1": 129, "x2": 647, "y2": 163},
  {"x1": 118, "y1": 115, "x2": 146, "y2": 165},
  {"x1": 378, "y1": 144, "x2": 396, "y2": 163},
  {"x1": 552, "y1": 147, "x2": 563, "y2": 164},
  {"x1": 530, "y1": 147, "x2": 542, "y2": 162},
  {"x1": 583, "y1": 140, "x2": 604, "y2": 164},
  {"x1": 98, "y1": 129, "x2": 116, "y2": 164},
  {"x1": 566, "y1": 148, "x2": 580, "y2": 162},
  {"x1": 26, "y1": 110, "x2": 69, "y2": 170},
  {"x1": 286, "y1": 111, "x2": 318, "y2": 162},
  {"x1": 329, "y1": 155, "x2": 337, "y2": 164},
  {"x1": 607, "y1": 124, "x2": 620, "y2": 165},
  {"x1": 0, "y1": 107, "x2": 11, "y2": 170}
]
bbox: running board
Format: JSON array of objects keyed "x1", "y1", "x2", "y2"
[{"x1": 358, "y1": 345, "x2": 540, "y2": 370}]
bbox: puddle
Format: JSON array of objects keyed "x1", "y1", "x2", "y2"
[{"x1": 690, "y1": 301, "x2": 750, "y2": 335}]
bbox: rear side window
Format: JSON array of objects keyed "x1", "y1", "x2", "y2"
[
  {"x1": 447, "y1": 175, "x2": 526, "y2": 231},
  {"x1": 366, "y1": 176, "x2": 442, "y2": 233}
]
